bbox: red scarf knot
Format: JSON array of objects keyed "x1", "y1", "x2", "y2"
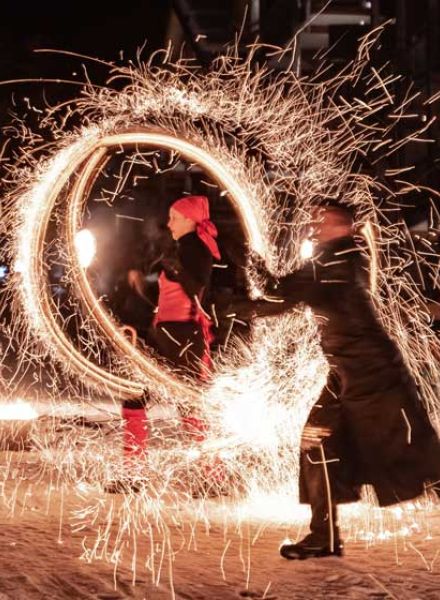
[{"x1": 172, "y1": 195, "x2": 221, "y2": 260}]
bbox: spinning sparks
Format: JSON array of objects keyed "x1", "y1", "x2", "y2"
[{"x1": 0, "y1": 22, "x2": 439, "y2": 583}]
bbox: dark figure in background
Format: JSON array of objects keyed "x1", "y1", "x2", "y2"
[
  {"x1": 117, "y1": 195, "x2": 221, "y2": 487},
  {"x1": 249, "y1": 206, "x2": 440, "y2": 559}
]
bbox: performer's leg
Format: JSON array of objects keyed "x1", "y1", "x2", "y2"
[
  {"x1": 121, "y1": 398, "x2": 149, "y2": 460},
  {"x1": 104, "y1": 330, "x2": 155, "y2": 493},
  {"x1": 281, "y1": 374, "x2": 345, "y2": 559},
  {"x1": 104, "y1": 396, "x2": 149, "y2": 494},
  {"x1": 181, "y1": 414, "x2": 208, "y2": 442},
  {"x1": 155, "y1": 322, "x2": 226, "y2": 494},
  {"x1": 300, "y1": 444, "x2": 339, "y2": 547},
  {"x1": 117, "y1": 322, "x2": 160, "y2": 467}
]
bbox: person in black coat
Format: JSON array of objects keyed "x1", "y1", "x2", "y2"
[{"x1": 248, "y1": 206, "x2": 440, "y2": 559}]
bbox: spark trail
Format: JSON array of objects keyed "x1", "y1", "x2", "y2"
[{"x1": 0, "y1": 24, "x2": 439, "y2": 581}]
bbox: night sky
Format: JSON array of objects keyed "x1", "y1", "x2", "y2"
[
  {"x1": 0, "y1": 1, "x2": 245, "y2": 336},
  {"x1": 0, "y1": 1, "x2": 172, "y2": 128},
  {"x1": 0, "y1": 2, "x2": 438, "y2": 224}
]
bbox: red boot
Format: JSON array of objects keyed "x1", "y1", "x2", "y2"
[
  {"x1": 122, "y1": 406, "x2": 149, "y2": 459},
  {"x1": 181, "y1": 415, "x2": 208, "y2": 442},
  {"x1": 104, "y1": 407, "x2": 148, "y2": 494},
  {"x1": 181, "y1": 415, "x2": 227, "y2": 497}
]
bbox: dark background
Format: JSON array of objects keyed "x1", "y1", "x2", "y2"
[
  {"x1": 0, "y1": 0, "x2": 439, "y2": 220},
  {"x1": 0, "y1": 0, "x2": 439, "y2": 351}
]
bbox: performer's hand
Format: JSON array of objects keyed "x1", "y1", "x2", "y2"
[
  {"x1": 248, "y1": 249, "x2": 268, "y2": 278},
  {"x1": 128, "y1": 269, "x2": 147, "y2": 299},
  {"x1": 248, "y1": 249, "x2": 280, "y2": 295},
  {"x1": 301, "y1": 425, "x2": 332, "y2": 451}
]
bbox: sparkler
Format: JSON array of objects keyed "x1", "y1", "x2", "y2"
[{"x1": 0, "y1": 21, "x2": 439, "y2": 586}]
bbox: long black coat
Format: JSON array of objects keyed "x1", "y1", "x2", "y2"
[{"x1": 254, "y1": 235, "x2": 440, "y2": 507}]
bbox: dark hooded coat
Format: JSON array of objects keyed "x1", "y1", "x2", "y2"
[{"x1": 253, "y1": 235, "x2": 440, "y2": 507}]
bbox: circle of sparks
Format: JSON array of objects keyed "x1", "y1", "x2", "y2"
[
  {"x1": 17, "y1": 129, "x2": 267, "y2": 400},
  {"x1": 1, "y1": 29, "x2": 440, "y2": 576}
]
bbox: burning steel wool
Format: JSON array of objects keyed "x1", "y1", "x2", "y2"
[{"x1": 0, "y1": 22, "x2": 439, "y2": 582}]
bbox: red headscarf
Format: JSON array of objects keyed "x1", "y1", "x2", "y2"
[{"x1": 171, "y1": 195, "x2": 221, "y2": 260}]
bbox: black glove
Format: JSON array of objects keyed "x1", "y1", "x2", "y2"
[
  {"x1": 247, "y1": 250, "x2": 269, "y2": 278},
  {"x1": 247, "y1": 250, "x2": 279, "y2": 293}
]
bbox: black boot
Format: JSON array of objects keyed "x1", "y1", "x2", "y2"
[
  {"x1": 287, "y1": 438, "x2": 342, "y2": 560},
  {"x1": 279, "y1": 531, "x2": 344, "y2": 560}
]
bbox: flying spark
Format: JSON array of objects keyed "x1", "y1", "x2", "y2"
[{"x1": 0, "y1": 23, "x2": 439, "y2": 583}]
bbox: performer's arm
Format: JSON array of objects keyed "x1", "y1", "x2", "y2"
[
  {"x1": 162, "y1": 237, "x2": 212, "y2": 298},
  {"x1": 232, "y1": 259, "x2": 318, "y2": 320},
  {"x1": 275, "y1": 262, "x2": 318, "y2": 302}
]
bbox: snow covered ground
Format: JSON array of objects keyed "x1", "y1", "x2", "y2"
[
  {"x1": 0, "y1": 401, "x2": 439, "y2": 599},
  {"x1": 0, "y1": 484, "x2": 439, "y2": 599}
]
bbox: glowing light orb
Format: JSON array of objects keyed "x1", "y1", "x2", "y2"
[
  {"x1": 74, "y1": 228, "x2": 96, "y2": 268},
  {"x1": 0, "y1": 400, "x2": 38, "y2": 421},
  {"x1": 299, "y1": 239, "x2": 314, "y2": 260}
]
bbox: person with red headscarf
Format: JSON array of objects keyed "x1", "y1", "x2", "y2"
[{"x1": 109, "y1": 195, "x2": 221, "y2": 493}]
